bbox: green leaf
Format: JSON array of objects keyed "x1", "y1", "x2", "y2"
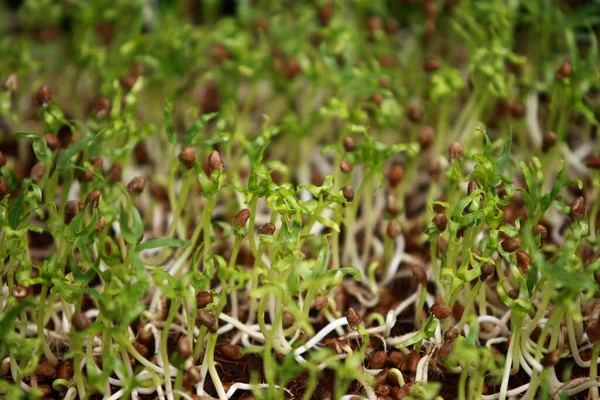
[
  {"x1": 164, "y1": 101, "x2": 176, "y2": 145},
  {"x1": 137, "y1": 238, "x2": 191, "y2": 251},
  {"x1": 8, "y1": 194, "x2": 25, "y2": 229},
  {"x1": 57, "y1": 135, "x2": 95, "y2": 169}
]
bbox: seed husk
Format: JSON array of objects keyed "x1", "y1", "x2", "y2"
[
  {"x1": 208, "y1": 150, "x2": 224, "y2": 171},
  {"x1": 95, "y1": 216, "x2": 105, "y2": 235},
  {"x1": 444, "y1": 327, "x2": 459, "y2": 341},
  {"x1": 386, "y1": 220, "x2": 401, "y2": 239},
  {"x1": 315, "y1": 293, "x2": 328, "y2": 311},
  {"x1": 3, "y1": 73, "x2": 17, "y2": 92},
  {"x1": 197, "y1": 310, "x2": 218, "y2": 333},
  {"x1": 430, "y1": 301, "x2": 452, "y2": 319},
  {"x1": 85, "y1": 189, "x2": 101, "y2": 208},
  {"x1": 448, "y1": 142, "x2": 464, "y2": 163},
  {"x1": 44, "y1": 133, "x2": 61, "y2": 151},
  {"x1": 368, "y1": 351, "x2": 387, "y2": 369},
  {"x1": 407, "y1": 105, "x2": 423, "y2": 122},
  {"x1": 12, "y1": 285, "x2": 30, "y2": 299},
  {"x1": 411, "y1": 265, "x2": 427, "y2": 286},
  {"x1": 510, "y1": 102, "x2": 525, "y2": 119},
  {"x1": 65, "y1": 200, "x2": 84, "y2": 224},
  {"x1": 258, "y1": 223, "x2": 276, "y2": 235},
  {"x1": 340, "y1": 160, "x2": 353, "y2": 173},
  {"x1": 541, "y1": 351, "x2": 560, "y2": 368},
  {"x1": 127, "y1": 176, "x2": 146, "y2": 195},
  {"x1": 346, "y1": 307, "x2": 362, "y2": 329},
  {"x1": 110, "y1": 162, "x2": 122, "y2": 182},
  {"x1": 501, "y1": 237, "x2": 521, "y2": 252},
  {"x1": 532, "y1": 224, "x2": 548, "y2": 245},
  {"x1": 31, "y1": 162, "x2": 46, "y2": 181},
  {"x1": 387, "y1": 164, "x2": 404, "y2": 187},
  {"x1": 570, "y1": 196, "x2": 585, "y2": 220},
  {"x1": 196, "y1": 291, "x2": 213, "y2": 308},
  {"x1": 343, "y1": 185, "x2": 354, "y2": 202},
  {"x1": 387, "y1": 351, "x2": 404, "y2": 368},
  {"x1": 418, "y1": 126, "x2": 435, "y2": 150},
  {"x1": 179, "y1": 146, "x2": 196, "y2": 169},
  {"x1": 183, "y1": 366, "x2": 202, "y2": 389},
  {"x1": 35, "y1": 363, "x2": 56, "y2": 378},
  {"x1": 516, "y1": 250, "x2": 531, "y2": 274},
  {"x1": 221, "y1": 344, "x2": 244, "y2": 360},
  {"x1": 587, "y1": 318, "x2": 600, "y2": 342},
  {"x1": 556, "y1": 59, "x2": 572, "y2": 79},
  {"x1": 542, "y1": 132, "x2": 557, "y2": 153},
  {"x1": 480, "y1": 263, "x2": 495, "y2": 281},
  {"x1": 401, "y1": 350, "x2": 420, "y2": 374},
  {"x1": 72, "y1": 312, "x2": 92, "y2": 331},
  {"x1": 234, "y1": 208, "x2": 251, "y2": 227},
  {"x1": 508, "y1": 289, "x2": 519, "y2": 300},
  {"x1": 433, "y1": 213, "x2": 447, "y2": 231},
  {"x1": 133, "y1": 343, "x2": 149, "y2": 358},
  {"x1": 424, "y1": 58, "x2": 441, "y2": 72},
  {"x1": 57, "y1": 361, "x2": 74, "y2": 380},
  {"x1": 177, "y1": 337, "x2": 192, "y2": 359},
  {"x1": 36, "y1": 84, "x2": 52, "y2": 107},
  {"x1": 343, "y1": 136, "x2": 356, "y2": 152}
]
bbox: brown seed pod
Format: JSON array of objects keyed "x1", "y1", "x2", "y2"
[
  {"x1": 480, "y1": 263, "x2": 495, "y2": 281},
  {"x1": 424, "y1": 58, "x2": 441, "y2": 72},
  {"x1": 315, "y1": 293, "x2": 328, "y2": 311},
  {"x1": 346, "y1": 308, "x2": 362, "y2": 329},
  {"x1": 418, "y1": 126, "x2": 435, "y2": 150},
  {"x1": 179, "y1": 147, "x2": 196, "y2": 169},
  {"x1": 71, "y1": 312, "x2": 92, "y2": 331},
  {"x1": 197, "y1": 310, "x2": 218, "y2": 333},
  {"x1": 65, "y1": 200, "x2": 84, "y2": 224},
  {"x1": 433, "y1": 213, "x2": 447, "y2": 231},
  {"x1": 31, "y1": 162, "x2": 46, "y2": 181},
  {"x1": 556, "y1": 59, "x2": 572, "y2": 80},
  {"x1": 0, "y1": 177, "x2": 7, "y2": 199},
  {"x1": 448, "y1": 142, "x2": 464, "y2": 163},
  {"x1": 516, "y1": 250, "x2": 532, "y2": 274},
  {"x1": 177, "y1": 337, "x2": 192, "y2": 359},
  {"x1": 542, "y1": 132, "x2": 557, "y2": 153},
  {"x1": 258, "y1": 223, "x2": 276, "y2": 235},
  {"x1": 411, "y1": 265, "x2": 428, "y2": 286},
  {"x1": 501, "y1": 237, "x2": 521, "y2": 252},
  {"x1": 444, "y1": 327, "x2": 459, "y2": 341},
  {"x1": 127, "y1": 176, "x2": 146, "y2": 195},
  {"x1": 196, "y1": 291, "x2": 212, "y2": 308},
  {"x1": 387, "y1": 165, "x2": 404, "y2": 187},
  {"x1": 587, "y1": 318, "x2": 600, "y2": 342},
  {"x1": 35, "y1": 363, "x2": 56, "y2": 378},
  {"x1": 57, "y1": 361, "x2": 74, "y2": 380},
  {"x1": 110, "y1": 163, "x2": 122, "y2": 182},
  {"x1": 221, "y1": 344, "x2": 244, "y2": 360},
  {"x1": 343, "y1": 136, "x2": 356, "y2": 152},
  {"x1": 343, "y1": 185, "x2": 354, "y2": 202},
  {"x1": 234, "y1": 209, "x2": 251, "y2": 227},
  {"x1": 585, "y1": 156, "x2": 600, "y2": 169},
  {"x1": 430, "y1": 302, "x2": 452, "y2": 319},
  {"x1": 386, "y1": 220, "x2": 401, "y2": 239},
  {"x1": 541, "y1": 351, "x2": 560, "y2": 368},
  {"x1": 44, "y1": 133, "x2": 61, "y2": 151},
  {"x1": 369, "y1": 351, "x2": 387, "y2": 369},
  {"x1": 570, "y1": 196, "x2": 586, "y2": 220},
  {"x1": 340, "y1": 160, "x2": 353, "y2": 173},
  {"x1": 85, "y1": 190, "x2": 101, "y2": 208},
  {"x1": 208, "y1": 150, "x2": 224, "y2": 171},
  {"x1": 36, "y1": 84, "x2": 52, "y2": 107}
]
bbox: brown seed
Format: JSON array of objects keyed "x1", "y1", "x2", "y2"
[
  {"x1": 177, "y1": 337, "x2": 192, "y2": 359},
  {"x1": 179, "y1": 147, "x2": 196, "y2": 169},
  {"x1": 467, "y1": 180, "x2": 479, "y2": 195},
  {"x1": 401, "y1": 351, "x2": 420, "y2": 374},
  {"x1": 541, "y1": 351, "x2": 560, "y2": 368},
  {"x1": 437, "y1": 339, "x2": 454, "y2": 362},
  {"x1": 127, "y1": 176, "x2": 146, "y2": 195},
  {"x1": 110, "y1": 163, "x2": 122, "y2": 182},
  {"x1": 452, "y1": 303, "x2": 464, "y2": 321},
  {"x1": 433, "y1": 213, "x2": 447, "y2": 231},
  {"x1": 387, "y1": 351, "x2": 404, "y2": 368},
  {"x1": 12, "y1": 285, "x2": 30, "y2": 299},
  {"x1": 208, "y1": 150, "x2": 224, "y2": 171},
  {"x1": 95, "y1": 216, "x2": 105, "y2": 235},
  {"x1": 258, "y1": 223, "x2": 276, "y2": 235},
  {"x1": 448, "y1": 142, "x2": 464, "y2": 163},
  {"x1": 571, "y1": 196, "x2": 586, "y2": 220},
  {"x1": 346, "y1": 308, "x2": 362, "y2": 329},
  {"x1": 430, "y1": 302, "x2": 452, "y2": 319},
  {"x1": 424, "y1": 58, "x2": 441, "y2": 72},
  {"x1": 388, "y1": 165, "x2": 404, "y2": 187},
  {"x1": 411, "y1": 265, "x2": 427, "y2": 286},
  {"x1": 542, "y1": 132, "x2": 557, "y2": 153},
  {"x1": 587, "y1": 319, "x2": 600, "y2": 342},
  {"x1": 444, "y1": 327, "x2": 459, "y2": 341},
  {"x1": 149, "y1": 181, "x2": 169, "y2": 202},
  {"x1": 369, "y1": 351, "x2": 387, "y2": 369},
  {"x1": 65, "y1": 200, "x2": 83, "y2": 224},
  {"x1": 386, "y1": 220, "x2": 401, "y2": 239},
  {"x1": 57, "y1": 361, "x2": 74, "y2": 380},
  {"x1": 30, "y1": 162, "x2": 46, "y2": 181},
  {"x1": 44, "y1": 133, "x2": 61, "y2": 151},
  {"x1": 234, "y1": 208, "x2": 251, "y2": 227},
  {"x1": 407, "y1": 105, "x2": 423, "y2": 123},
  {"x1": 197, "y1": 291, "x2": 212, "y2": 308},
  {"x1": 480, "y1": 263, "x2": 495, "y2": 281},
  {"x1": 136, "y1": 327, "x2": 153, "y2": 345},
  {"x1": 343, "y1": 136, "x2": 356, "y2": 152},
  {"x1": 197, "y1": 310, "x2": 218, "y2": 333},
  {"x1": 586, "y1": 155, "x2": 600, "y2": 169},
  {"x1": 556, "y1": 59, "x2": 572, "y2": 80},
  {"x1": 340, "y1": 160, "x2": 353, "y2": 173},
  {"x1": 0, "y1": 177, "x2": 6, "y2": 199},
  {"x1": 3, "y1": 73, "x2": 18, "y2": 92},
  {"x1": 375, "y1": 384, "x2": 391, "y2": 397},
  {"x1": 516, "y1": 250, "x2": 532, "y2": 274},
  {"x1": 343, "y1": 185, "x2": 354, "y2": 202},
  {"x1": 85, "y1": 189, "x2": 101, "y2": 208},
  {"x1": 510, "y1": 102, "x2": 525, "y2": 119},
  {"x1": 501, "y1": 237, "x2": 521, "y2": 252},
  {"x1": 35, "y1": 363, "x2": 56, "y2": 378},
  {"x1": 508, "y1": 289, "x2": 519, "y2": 300},
  {"x1": 36, "y1": 84, "x2": 52, "y2": 107},
  {"x1": 282, "y1": 311, "x2": 295, "y2": 329},
  {"x1": 315, "y1": 294, "x2": 328, "y2": 311},
  {"x1": 72, "y1": 312, "x2": 92, "y2": 331},
  {"x1": 531, "y1": 224, "x2": 548, "y2": 246},
  {"x1": 78, "y1": 167, "x2": 94, "y2": 183},
  {"x1": 221, "y1": 344, "x2": 244, "y2": 360},
  {"x1": 133, "y1": 342, "x2": 149, "y2": 358},
  {"x1": 183, "y1": 366, "x2": 202, "y2": 390},
  {"x1": 418, "y1": 126, "x2": 435, "y2": 150}
]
